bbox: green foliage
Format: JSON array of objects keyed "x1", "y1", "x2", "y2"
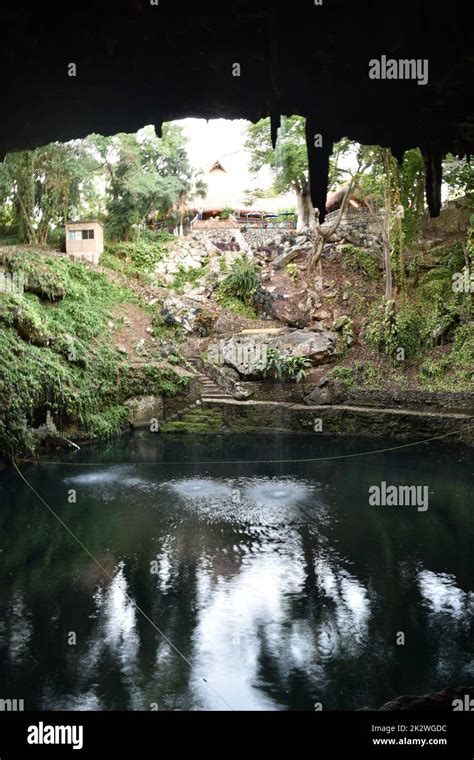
[
  {"x1": 395, "y1": 302, "x2": 426, "y2": 358},
  {"x1": 0, "y1": 251, "x2": 185, "y2": 460},
  {"x1": 4, "y1": 250, "x2": 68, "y2": 301},
  {"x1": 328, "y1": 361, "x2": 383, "y2": 389},
  {"x1": 103, "y1": 234, "x2": 174, "y2": 279},
  {"x1": 84, "y1": 407, "x2": 130, "y2": 440},
  {"x1": 263, "y1": 348, "x2": 312, "y2": 383},
  {"x1": 328, "y1": 366, "x2": 356, "y2": 389},
  {"x1": 396, "y1": 148, "x2": 426, "y2": 248},
  {"x1": 365, "y1": 299, "x2": 425, "y2": 361},
  {"x1": 419, "y1": 325, "x2": 474, "y2": 390},
  {"x1": 215, "y1": 292, "x2": 258, "y2": 319},
  {"x1": 452, "y1": 324, "x2": 474, "y2": 366},
  {"x1": 340, "y1": 244, "x2": 378, "y2": 280},
  {"x1": 333, "y1": 315, "x2": 355, "y2": 353},
  {"x1": 124, "y1": 365, "x2": 189, "y2": 397},
  {"x1": 284, "y1": 355, "x2": 313, "y2": 383},
  {"x1": 443, "y1": 155, "x2": 474, "y2": 202},
  {"x1": 245, "y1": 116, "x2": 350, "y2": 201},
  {"x1": 169, "y1": 265, "x2": 204, "y2": 293},
  {"x1": 354, "y1": 361, "x2": 383, "y2": 388},
  {"x1": 95, "y1": 125, "x2": 206, "y2": 240},
  {"x1": 218, "y1": 255, "x2": 260, "y2": 302},
  {"x1": 0, "y1": 141, "x2": 100, "y2": 244},
  {"x1": 286, "y1": 263, "x2": 298, "y2": 283},
  {"x1": 418, "y1": 265, "x2": 470, "y2": 337}
]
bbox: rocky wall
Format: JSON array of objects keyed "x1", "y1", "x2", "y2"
[{"x1": 200, "y1": 399, "x2": 474, "y2": 443}]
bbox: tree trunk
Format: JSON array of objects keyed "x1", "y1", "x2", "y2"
[
  {"x1": 304, "y1": 185, "x2": 317, "y2": 233},
  {"x1": 308, "y1": 183, "x2": 355, "y2": 290},
  {"x1": 395, "y1": 161, "x2": 406, "y2": 294},
  {"x1": 382, "y1": 148, "x2": 393, "y2": 301},
  {"x1": 16, "y1": 192, "x2": 37, "y2": 244},
  {"x1": 295, "y1": 187, "x2": 306, "y2": 232}
]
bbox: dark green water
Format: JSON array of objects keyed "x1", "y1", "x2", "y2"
[{"x1": 0, "y1": 433, "x2": 472, "y2": 711}]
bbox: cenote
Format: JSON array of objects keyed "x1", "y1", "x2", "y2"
[{"x1": 0, "y1": 433, "x2": 472, "y2": 711}]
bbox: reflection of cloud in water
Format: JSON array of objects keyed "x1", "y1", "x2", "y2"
[
  {"x1": 418, "y1": 570, "x2": 474, "y2": 619},
  {"x1": 72, "y1": 562, "x2": 143, "y2": 709},
  {"x1": 417, "y1": 569, "x2": 474, "y2": 683},
  {"x1": 152, "y1": 537, "x2": 177, "y2": 593},
  {"x1": 42, "y1": 690, "x2": 102, "y2": 711},
  {"x1": 314, "y1": 558, "x2": 371, "y2": 656},
  {"x1": 6, "y1": 592, "x2": 33, "y2": 665},
  {"x1": 190, "y1": 537, "x2": 306, "y2": 710},
  {"x1": 189, "y1": 537, "x2": 370, "y2": 709}
]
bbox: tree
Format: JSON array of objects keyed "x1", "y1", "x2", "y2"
[
  {"x1": 89, "y1": 125, "x2": 206, "y2": 240},
  {"x1": 307, "y1": 151, "x2": 367, "y2": 289},
  {"x1": 246, "y1": 116, "x2": 313, "y2": 232},
  {"x1": 246, "y1": 117, "x2": 363, "y2": 290},
  {"x1": 443, "y1": 155, "x2": 474, "y2": 203},
  {"x1": 356, "y1": 146, "x2": 426, "y2": 299},
  {"x1": 246, "y1": 116, "x2": 353, "y2": 233},
  {"x1": 0, "y1": 142, "x2": 99, "y2": 244}
]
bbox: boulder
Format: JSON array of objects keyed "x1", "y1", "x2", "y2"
[
  {"x1": 233, "y1": 383, "x2": 254, "y2": 400},
  {"x1": 260, "y1": 272, "x2": 317, "y2": 327},
  {"x1": 272, "y1": 238, "x2": 313, "y2": 270},
  {"x1": 304, "y1": 379, "x2": 346, "y2": 405},
  {"x1": 161, "y1": 295, "x2": 217, "y2": 336},
  {"x1": 211, "y1": 329, "x2": 337, "y2": 378}
]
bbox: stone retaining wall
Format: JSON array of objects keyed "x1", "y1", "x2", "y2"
[
  {"x1": 241, "y1": 381, "x2": 474, "y2": 415},
  {"x1": 200, "y1": 398, "x2": 474, "y2": 443}
]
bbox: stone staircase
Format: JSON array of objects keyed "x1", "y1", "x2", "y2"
[
  {"x1": 188, "y1": 358, "x2": 234, "y2": 401},
  {"x1": 162, "y1": 358, "x2": 234, "y2": 428},
  {"x1": 197, "y1": 372, "x2": 231, "y2": 401}
]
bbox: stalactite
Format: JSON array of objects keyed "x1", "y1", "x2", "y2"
[
  {"x1": 392, "y1": 146, "x2": 406, "y2": 166},
  {"x1": 305, "y1": 117, "x2": 331, "y2": 223},
  {"x1": 270, "y1": 112, "x2": 279, "y2": 151},
  {"x1": 422, "y1": 148, "x2": 443, "y2": 217}
]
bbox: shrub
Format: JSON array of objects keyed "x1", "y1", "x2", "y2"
[
  {"x1": 354, "y1": 361, "x2": 382, "y2": 388},
  {"x1": 365, "y1": 299, "x2": 425, "y2": 361},
  {"x1": 452, "y1": 324, "x2": 474, "y2": 366},
  {"x1": 104, "y1": 234, "x2": 173, "y2": 274},
  {"x1": 263, "y1": 348, "x2": 312, "y2": 383},
  {"x1": 340, "y1": 244, "x2": 378, "y2": 280},
  {"x1": 169, "y1": 265, "x2": 204, "y2": 293},
  {"x1": 218, "y1": 255, "x2": 260, "y2": 302},
  {"x1": 215, "y1": 292, "x2": 258, "y2": 319},
  {"x1": 328, "y1": 366, "x2": 356, "y2": 389},
  {"x1": 333, "y1": 315, "x2": 355, "y2": 352}
]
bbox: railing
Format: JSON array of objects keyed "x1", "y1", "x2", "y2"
[{"x1": 236, "y1": 221, "x2": 296, "y2": 229}]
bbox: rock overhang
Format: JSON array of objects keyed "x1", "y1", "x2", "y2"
[{"x1": 0, "y1": 0, "x2": 472, "y2": 222}]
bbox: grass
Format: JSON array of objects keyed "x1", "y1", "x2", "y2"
[
  {"x1": 0, "y1": 251, "x2": 187, "y2": 460},
  {"x1": 215, "y1": 292, "x2": 258, "y2": 319}
]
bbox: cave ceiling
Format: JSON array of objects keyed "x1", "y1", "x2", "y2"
[{"x1": 1, "y1": 0, "x2": 472, "y2": 220}]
